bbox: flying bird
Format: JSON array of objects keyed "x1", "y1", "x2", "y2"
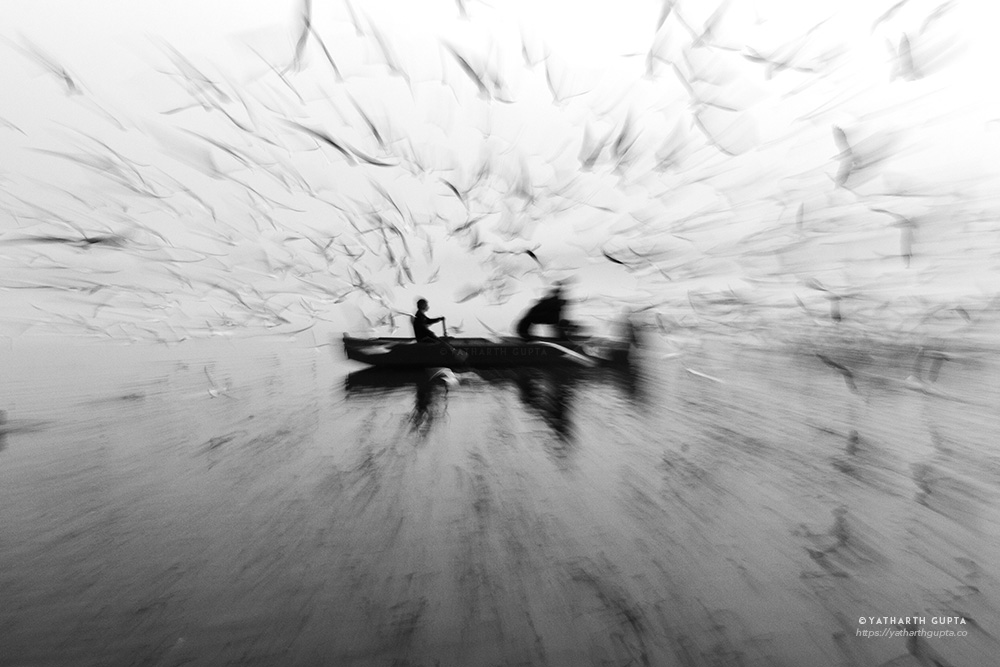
[
  {"x1": 870, "y1": 208, "x2": 916, "y2": 267},
  {"x1": 283, "y1": 120, "x2": 356, "y2": 164},
  {"x1": 0, "y1": 233, "x2": 127, "y2": 248},
  {"x1": 492, "y1": 246, "x2": 543, "y2": 268},
  {"x1": 871, "y1": 0, "x2": 913, "y2": 33},
  {"x1": 655, "y1": 0, "x2": 678, "y2": 32},
  {"x1": 816, "y1": 354, "x2": 858, "y2": 394},
  {"x1": 832, "y1": 125, "x2": 857, "y2": 186},
  {"x1": 742, "y1": 47, "x2": 819, "y2": 78},
  {"x1": 288, "y1": 0, "x2": 312, "y2": 72},
  {"x1": 442, "y1": 43, "x2": 490, "y2": 99},
  {"x1": 441, "y1": 179, "x2": 467, "y2": 207},
  {"x1": 889, "y1": 34, "x2": 920, "y2": 80},
  {"x1": 348, "y1": 94, "x2": 385, "y2": 149},
  {"x1": 343, "y1": 0, "x2": 366, "y2": 36},
  {"x1": 692, "y1": 0, "x2": 733, "y2": 48},
  {"x1": 0, "y1": 115, "x2": 25, "y2": 135},
  {"x1": 578, "y1": 126, "x2": 608, "y2": 170},
  {"x1": 455, "y1": 285, "x2": 485, "y2": 303},
  {"x1": 920, "y1": 0, "x2": 957, "y2": 34},
  {"x1": 11, "y1": 37, "x2": 81, "y2": 94},
  {"x1": 693, "y1": 110, "x2": 736, "y2": 156},
  {"x1": 367, "y1": 19, "x2": 409, "y2": 83},
  {"x1": 602, "y1": 250, "x2": 629, "y2": 267}
]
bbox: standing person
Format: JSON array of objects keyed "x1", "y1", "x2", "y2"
[
  {"x1": 516, "y1": 285, "x2": 570, "y2": 340},
  {"x1": 412, "y1": 298, "x2": 445, "y2": 342}
]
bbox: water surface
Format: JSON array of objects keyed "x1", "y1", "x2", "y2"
[{"x1": 1, "y1": 335, "x2": 998, "y2": 666}]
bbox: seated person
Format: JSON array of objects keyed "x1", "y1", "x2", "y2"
[
  {"x1": 516, "y1": 286, "x2": 570, "y2": 340},
  {"x1": 412, "y1": 298, "x2": 468, "y2": 364},
  {"x1": 413, "y1": 298, "x2": 443, "y2": 342}
]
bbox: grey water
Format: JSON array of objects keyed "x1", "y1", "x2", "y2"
[{"x1": 1, "y1": 335, "x2": 999, "y2": 666}]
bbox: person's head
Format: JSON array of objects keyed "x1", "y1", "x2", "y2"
[{"x1": 416, "y1": 298, "x2": 428, "y2": 312}]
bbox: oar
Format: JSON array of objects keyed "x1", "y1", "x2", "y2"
[
  {"x1": 439, "y1": 317, "x2": 469, "y2": 364},
  {"x1": 536, "y1": 341, "x2": 598, "y2": 367}
]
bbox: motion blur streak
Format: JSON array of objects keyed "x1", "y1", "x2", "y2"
[
  {"x1": 2, "y1": 0, "x2": 1000, "y2": 665},
  {"x1": 2, "y1": 338, "x2": 999, "y2": 665}
]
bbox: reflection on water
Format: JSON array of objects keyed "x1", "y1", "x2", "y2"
[
  {"x1": 345, "y1": 363, "x2": 646, "y2": 455},
  {"x1": 513, "y1": 369, "x2": 575, "y2": 443},
  {"x1": 2, "y1": 336, "x2": 1000, "y2": 666},
  {"x1": 347, "y1": 369, "x2": 444, "y2": 436}
]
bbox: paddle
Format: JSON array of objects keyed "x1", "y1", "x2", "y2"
[
  {"x1": 536, "y1": 341, "x2": 598, "y2": 367},
  {"x1": 438, "y1": 317, "x2": 468, "y2": 364}
]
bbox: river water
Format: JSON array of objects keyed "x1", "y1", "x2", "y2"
[{"x1": 1, "y1": 334, "x2": 999, "y2": 666}]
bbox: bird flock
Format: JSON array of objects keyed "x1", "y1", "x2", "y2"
[{"x1": 0, "y1": 0, "x2": 997, "y2": 348}]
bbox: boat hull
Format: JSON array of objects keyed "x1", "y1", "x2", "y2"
[{"x1": 342, "y1": 335, "x2": 629, "y2": 369}]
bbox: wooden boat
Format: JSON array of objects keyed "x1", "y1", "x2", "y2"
[{"x1": 342, "y1": 333, "x2": 631, "y2": 369}]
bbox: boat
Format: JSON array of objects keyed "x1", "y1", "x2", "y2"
[{"x1": 342, "y1": 333, "x2": 631, "y2": 369}]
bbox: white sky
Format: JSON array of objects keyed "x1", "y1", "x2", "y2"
[{"x1": 2, "y1": 0, "x2": 999, "y2": 340}]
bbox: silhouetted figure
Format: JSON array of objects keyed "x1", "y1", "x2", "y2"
[
  {"x1": 516, "y1": 285, "x2": 570, "y2": 340},
  {"x1": 412, "y1": 298, "x2": 444, "y2": 341},
  {"x1": 412, "y1": 298, "x2": 468, "y2": 365}
]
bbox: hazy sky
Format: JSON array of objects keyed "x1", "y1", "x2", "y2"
[{"x1": 2, "y1": 0, "x2": 999, "y2": 340}]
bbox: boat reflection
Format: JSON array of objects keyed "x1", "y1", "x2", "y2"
[
  {"x1": 509, "y1": 369, "x2": 575, "y2": 442},
  {"x1": 343, "y1": 368, "x2": 446, "y2": 437},
  {"x1": 344, "y1": 363, "x2": 644, "y2": 446}
]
